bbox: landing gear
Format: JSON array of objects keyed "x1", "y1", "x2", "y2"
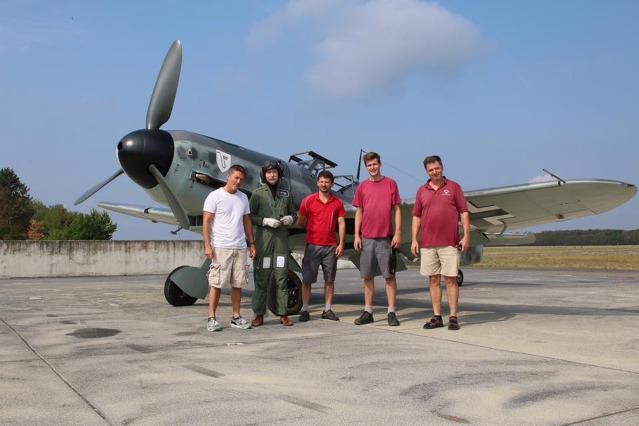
[
  {"x1": 267, "y1": 270, "x2": 303, "y2": 316},
  {"x1": 164, "y1": 266, "x2": 198, "y2": 306},
  {"x1": 456, "y1": 269, "x2": 464, "y2": 287}
]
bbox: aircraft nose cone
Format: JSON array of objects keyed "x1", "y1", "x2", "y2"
[{"x1": 117, "y1": 129, "x2": 174, "y2": 189}]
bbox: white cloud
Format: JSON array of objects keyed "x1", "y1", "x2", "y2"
[
  {"x1": 248, "y1": 0, "x2": 484, "y2": 101},
  {"x1": 246, "y1": 0, "x2": 344, "y2": 49}
]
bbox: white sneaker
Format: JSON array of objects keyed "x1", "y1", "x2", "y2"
[
  {"x1": 230, "y1": 316, "x2": 251, "y2": 329},
  {"x1": 207, "y1": 317, "x2": 221, "y2": 332}
]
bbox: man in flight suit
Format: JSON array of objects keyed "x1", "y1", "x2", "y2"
[{"x1": 249, "y1": 160, "x2": 297, "y2": 326}]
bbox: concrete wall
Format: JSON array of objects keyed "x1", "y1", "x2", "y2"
[
  {"x1": 0, "y1": 241, "x2": 355, "y2": 278},
  {"x1": 0, "y1": 240, "x2": 205, "y2": 279}
]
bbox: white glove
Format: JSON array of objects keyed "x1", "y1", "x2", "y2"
[
  {"x1": 262, "y1": 218, "x2": 281, "y2": 228},
  {"x1": 280, "y1": 215, "x2": 294, "y2": 226}
]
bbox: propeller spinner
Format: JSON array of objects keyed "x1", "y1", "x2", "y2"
[{"x1": 75, "y1": 40, "x2": 190, "y2": 229}]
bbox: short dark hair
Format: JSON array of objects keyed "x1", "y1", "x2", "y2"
[
  {"x1": 423, "y1": 155, "x2": 442, "y2": 168},
  {"x1": 228, "y1": 164, "x2": 246, "y2": 176},
  {"x1": 362, "y1": 151, "x2": 380, "y2": 164},
  {"x1": 317, "y1": 170, "x2": 334, "y2": 182}
]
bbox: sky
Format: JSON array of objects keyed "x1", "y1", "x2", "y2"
[{"x1": 1, "y1": 0, "x2": 637, "y2": 240}]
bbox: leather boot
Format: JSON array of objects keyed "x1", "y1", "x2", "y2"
[
  {"x1": 251, "y1": 315, "x2": 264, "y2": 327},
  {"x1": 280, "y1": 315, "x2": 293, "y2": 326}
]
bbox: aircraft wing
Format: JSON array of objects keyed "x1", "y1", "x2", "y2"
[
  {"x1": 97, "y1": 202, "x2": 182, "y2": 227},
  {"x1": 398, "y1": 179, "x2": 636, "y2": 247},
  {"x1": 400, "y1": 178, "x2": 635, "y2": 236},
  {"x1": 462, "y1": 179, "x2": 637, "y2": 233}
]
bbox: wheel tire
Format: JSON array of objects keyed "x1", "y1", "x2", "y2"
[
  {"x1": 164, "y1": 266, "x2": 198, "y2": 306},
  {"x1": 456, "y1": 269, "x2": 464, "y2": 287},
  {"x1": 267, "y1": 270, "x2": 303, "y2": 316}
]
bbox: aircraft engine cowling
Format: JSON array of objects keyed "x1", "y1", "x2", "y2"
[{"x1": 117, "y1": 129, "x2": 174, "y2": 189}]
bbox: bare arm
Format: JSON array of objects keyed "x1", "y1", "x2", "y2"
[
  {"x1": 203, "y1": 211, "x2": 215, "y2": 259},
  {"x1": 353, "y1": 207, "x2": 363, "y2": 251},
  {"x1": 391, "y1": 203, "x2": 402, "y2": 248},
  {"x1": 411, "y1": 215, "x2": 421, "y2": 256},
  {"x1": 336, "y1": 216, "x2": 346, "y2": 257},
  {"x1": 297, "y1": 214, "x2": 307, "y2": 228},
  {"x1": 243, "y1": 214, "x2": 256, "y2": 259},
  {"x1": 459, "y1": 211, "x2": 470, "y2": 251}
]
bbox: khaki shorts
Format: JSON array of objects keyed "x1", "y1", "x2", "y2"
[
  {"x1": 208, "y1": 248, "x2": 249, "y2": 289},
  {"x1": 420, "y1": 246, "x2": 460, "y2": 277}
]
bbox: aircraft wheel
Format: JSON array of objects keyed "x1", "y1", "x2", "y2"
[
  {"x1": 456, "y1": 269, "x2": 464, "y2": 287},
  {"x1": 267, "y1": 270, "x2": 303, "y2": 316},
  {"x1": 164, "y1": 266, "x2": 198, "y2": 306}
]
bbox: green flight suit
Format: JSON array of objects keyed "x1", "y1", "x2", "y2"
[{"x1": 249, "y1": 183, "x2": 297, "y2": 316}]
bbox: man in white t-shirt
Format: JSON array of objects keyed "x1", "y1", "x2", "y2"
[{"x1": 203, "y1": 164, "x2": 256, "y2": 331}]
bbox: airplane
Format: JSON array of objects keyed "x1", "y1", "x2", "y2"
[{"x1": 75, "y1": 40, "x2": 637, "y2": 315}]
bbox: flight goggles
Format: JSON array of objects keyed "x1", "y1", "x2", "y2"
[{"x1": 262, "y1": 160, "x2": 281, "y2": 171}]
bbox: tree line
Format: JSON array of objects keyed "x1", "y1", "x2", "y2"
[
  {"x1": 526, "y1": 229, "x2": 639, "y2": 246},
  {"x1": 1, "y1": 167, "x2": 116, "y2": 240}
]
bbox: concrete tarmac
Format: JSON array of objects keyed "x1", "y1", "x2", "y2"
[{"x1": 1, "y1": 267, "x2": 638, "y2": 425}]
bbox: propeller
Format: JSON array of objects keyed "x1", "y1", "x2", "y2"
[
  {"x1": 148, "y1": 164, "x2": 190, "y2": 229},
  {"x1": 75, "y1": 40, "x2": 190, "y2": 230},
  {"x1": 146, "y1": 40, "x2": 182, "y2": 131},
  {"x1": 74, "y1": 169, "x2": 124, "y2": 206}
]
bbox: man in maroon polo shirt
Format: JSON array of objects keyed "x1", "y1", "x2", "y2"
[
  {"x1": 297, "y1": 170, "x2": 346, "y2": 322},
  {"x1": 411, "y1": 155, "x2": 470, "y2": 331}
]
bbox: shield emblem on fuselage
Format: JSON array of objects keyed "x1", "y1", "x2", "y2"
[{"x1": 216, "y1": 150, "x2": 231, "y2": 173}]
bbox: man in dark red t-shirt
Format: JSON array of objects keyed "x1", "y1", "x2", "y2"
[
  {"x1": 297, "y1": 170, "x2": 346, "y2": 322},
  {"x1": 411, "y1": 155, "x2": 470, "y2": 331},
  {"x1": 352, "y1": 152, "x2": 402, "y2": 327}
]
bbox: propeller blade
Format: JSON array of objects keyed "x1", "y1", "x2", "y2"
[
  {"x1": 146, "y1": 40, "x2": 182, "y2": 130},
  {"x1": 147, "y1": 164, "x2": 190, "y2": 229},
  {"x1": 74, "y1": 169, "x2": 124, "y2": 205}
]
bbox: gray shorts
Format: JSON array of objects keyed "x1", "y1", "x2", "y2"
[
  {"x1": 301, "y1": 244, "x2": 338, "y2": 284},
  {"x1": 359, "y1": 237, "x2": 393, "y2": 279}
]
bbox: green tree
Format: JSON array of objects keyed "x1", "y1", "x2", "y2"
[
  {"x1": 32, "y1": 203, "x2": 75, "y2": 239},
  {"x1": 66, "y1": 209, "x2": 117, "y2": 240},
  {"x1": 33, "y1": 204, "x2": 117, "y2": 240},
  {"x1": 0, "y1": 167, "x2": 34, "y2": 239}
]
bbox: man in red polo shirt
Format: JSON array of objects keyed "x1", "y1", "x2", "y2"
[
  {"x1": 411, "y1": 155, "x2": 470, "y2": 331},
  {"x1": 297, "y1": 170, "x2": 346, "y2": 322}
]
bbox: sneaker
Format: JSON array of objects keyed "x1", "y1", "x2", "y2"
[
  {"x1": 206, "y1": 317, "x2": 221, "y2": 332},
  {"x1": 231, "y1": 316, "x2": 251, "y2": 329},
  {"x1": 354, "y1": 311, "x2": 374, "y2": 325},
  {"x1": 299, "y1": 311, "x2": 310, "y2": 322},
  {"x1": 387, "y1": 312, "x2": 400, "y2": 326},
  {"x1": 423, "y1": 316, "x2": 444, "y2": 329},
  {"x1": 321, "y1": 309, "x2": 340, "y2": 321}
]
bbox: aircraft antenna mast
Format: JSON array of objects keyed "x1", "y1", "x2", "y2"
[{"x1": 356, "y1": 149, "x2": 366, "y2": 181}]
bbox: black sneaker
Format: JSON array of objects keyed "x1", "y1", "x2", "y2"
[
  {"x1": 387, "y1": 312, "x2": 400, "y2": 326},
  {"x1": 423, "y1": 316, "x2": 444, "y2": 329},
  {"x1": 299, "y1": 311, "x2": 310, "y2": 322},
  {"x1": 354, "y1": 311, "x2": 374, "y2": 325},
  {"x1": 321, "y1": 309, "x2": 340, "y2": 321}
]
